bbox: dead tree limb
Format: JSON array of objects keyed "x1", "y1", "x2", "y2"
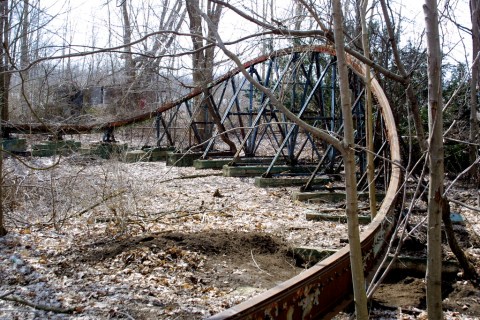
[{"x1": 0, "y1": 293, "x2": 77, "y2": 314}]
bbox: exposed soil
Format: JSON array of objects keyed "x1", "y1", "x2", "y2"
[
  {"x1": 45, "y1": 230, "x2": 300, "y2": 319},
  {"x1": 338, "y1": 208, "x2": 480, "y2": 319},
  {"x1": 60, "y1": 230, "x2": 299, "y2": 292},
  {"x1": 367, "y1": 275, "x2": 480, "y2": 319}
]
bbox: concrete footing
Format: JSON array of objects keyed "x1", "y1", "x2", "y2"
[
  {"x1": 291, "y1": 247, "x2": 459, "y2": 274},
  {"x1": 142, "y1": 146, "x2": 175, "y2": 161},
  {"x1": 123, "y1": 150, "x2": 149, "y2": 163},
  {"x1": 1, "y1": 138, "x2": 28, "y2": 153},
  {"x1": 31, "y1": 140, "x2": 81, "y2": 157},
  {"x1": 167, "y1": 151, "x2": 233, "y2": 167},
  {"x1": 194, "y1": 158, "x2": 232, "y2": 169},
  {"x1": 222, "y1": 164, "x2": 317, "y2": 177},
  {"x1": 254, "y1": 176, "x2": 330, "y2": 188},
  {"x1": 292, "y1": 191, "x2": 385, "y2": 203},
  {"x1": 167, "y1": 152, "x2": 205, "y2": 167},
  {"x1": 89, "y1": 142, "x2": 128, "y2": 159},
  {"x1": 305, "y1": 212, "x2": 372, "y2": 224}
]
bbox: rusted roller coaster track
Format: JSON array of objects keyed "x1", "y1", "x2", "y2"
[
  {"x1": 6, "y1": 45, "x2": 402, "y2": 319},
  {"x1": 206, "y1": 46, "x2": 401, "y2": 319}
]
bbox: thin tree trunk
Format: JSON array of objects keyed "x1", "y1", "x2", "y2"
[
  {"x1": 186, "y1": 0, "x2": 209, "y2": 143},
  {"x1": 360, "y1": 0, "x2": 377, "y2": 217},
  {"x1": 379, "y1": 0, "x2": 427, "y2": 152},
  {"x1": 203, "y1": 89, "x2": 237, "y2": 153},
  {"x1": 293, "y1": 0, "x2": 303, "y2": 46},
  {"x1": 332, "y1": 0, "x2": 368, "y2": 318},
  {"x1": 20, "y1": 0, "x2": 29, "y2": 86},
  {"x1": 121, "y1": 0, "x2": 134, "y2": 82},
  {"x1": 423, "y1": 0, "x2": 444, "y2": 318},
  {"x1": 0, "y1": 151, "x2": 5, "y2": 236},
  {"x1": 186, "y1": 0, "x2": 236, "y2": 150},
  {"x1": 469, "y1": 0, "x2": 479, "y2": 194},
  {"x1": 0, "y1": 0, "x2": 8, "y2": 237},
  {"x1": 441, "y1": 199, "x2": 478, "y2": 281}
]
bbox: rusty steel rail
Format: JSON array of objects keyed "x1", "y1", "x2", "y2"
[{"x1": 208, "y1": 47, "x2": 402, "y2": 320}]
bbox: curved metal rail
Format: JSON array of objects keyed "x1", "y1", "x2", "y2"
[
  {"x1": 6, "y1": 46, "x2": 401, "y2": 318},
  {"x1": 206, "y1": 48, "x2": 402, "y2": 319}
]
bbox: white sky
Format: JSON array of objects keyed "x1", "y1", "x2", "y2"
[{"x1": 40, "y1": 0, "x2": 473, "y2": 65}]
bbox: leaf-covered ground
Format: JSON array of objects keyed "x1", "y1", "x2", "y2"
[{"x1": 0, "y1": 154, "x2": 479, "y2": 319}]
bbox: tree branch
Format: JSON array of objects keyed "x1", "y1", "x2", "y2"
[{"x1": 0, "y1": 293, "x2": 77, "y2": 314}]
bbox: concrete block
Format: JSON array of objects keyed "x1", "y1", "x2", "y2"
[
  {"x1": 254, "y1": 176, "x2": 330, "y2": 188},
  {"x1": 194, "y1": 159, "x2": 232, "y2": 170},
  {"x1": 1, "y1": 138, "x2": 27, "y2": 153},
  {"x1": 222, "y1": 164, "x2": 318, "y2": 177},
  {"x1": 291, "y1": 247, "x2": 337, "y2": 266},
  {"x1": 305, "y1": 212, "x2": 372, "y2": 224},
  {"x1": 293, "y1": 191, "x2": 385, "y2": 203},
  {"x1": 123, "y1": 150, "x2": 148, "y2": 163}
]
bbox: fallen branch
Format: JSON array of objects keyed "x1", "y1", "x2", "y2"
[
  {"x1": 250, "y1": 250, "x2": 273, "y2": 277},
  {"x1": 74, "y1": 189, "x2": 127, "y2": 218},
  {"x1": 0, "y1": 293, "x2": 77, "y2": 314},
  {"x1": 159, "y1": 172, "x2": 222, "y2": 184},
  {"x1": 0, "y1": 290, "x2": 14, "y2": 299}
]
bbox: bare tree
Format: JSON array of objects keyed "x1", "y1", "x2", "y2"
[
  {"x1": 20, "y1": 0, "x2": 29, "y2": 73},
  {"x1": 470, "y1": 0, "x2": 479, "y2": 192},
  {"x1": 332, "y1": 0, "x2": 368, "y2": 317},
  {"x1": 0, "y1": 0, "x2": 9, "y2": 237},
  {"x1": 379, "y1": 0, "x2": 427, "y2": 152},
  {"x1": 423, "y1": 0, "x2": 444, "y2": 317},
  {"x1": 121, "y1": 0, "x2": 135, "y2": 82},
  {"x1": 186, "y1": 0, "x2": 236, "y2": 152},
  {"x1": 190, "y1": 1, "x2": 369, "y2": 317}
]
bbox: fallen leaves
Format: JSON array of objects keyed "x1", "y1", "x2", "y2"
[{"x1": 1, "y1": 157, "x2": 479, "y2": 319}]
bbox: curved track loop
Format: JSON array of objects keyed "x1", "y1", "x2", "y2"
[
  {"x1": 206, "y1": 48, "x2": 402, "y2": 319},
  {"x1": 8, "y1": 45, "x2": 401, "y2": 318}
]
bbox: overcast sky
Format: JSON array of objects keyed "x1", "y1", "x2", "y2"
[{"x1": 40, "y1": 0, "x2": 473, "y2": 64}]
